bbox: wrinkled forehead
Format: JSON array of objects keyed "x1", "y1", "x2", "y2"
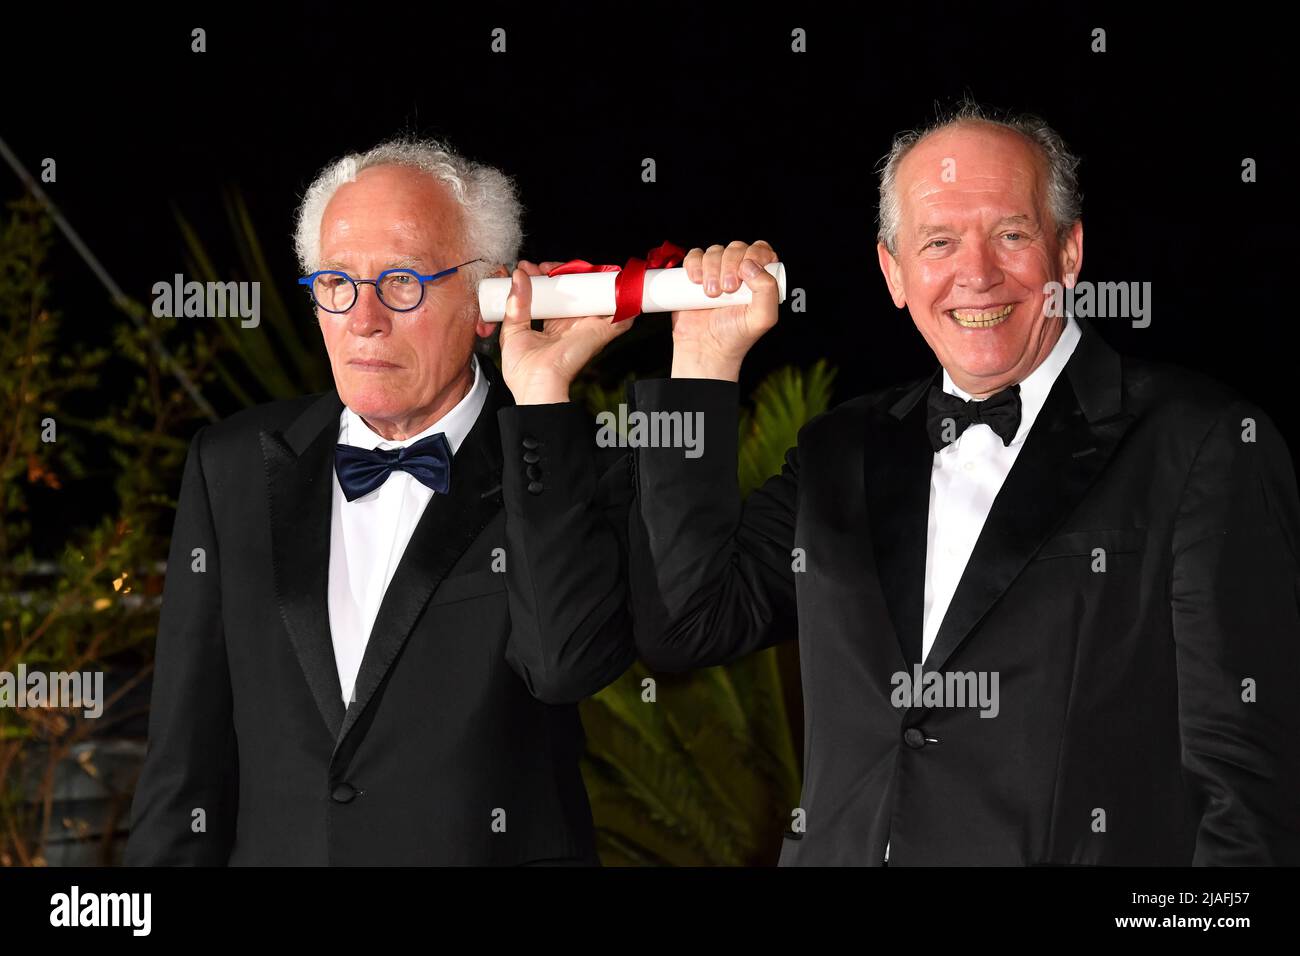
[
  {"x1": 319, "y1": 165, "x2": 463, "y2": 266},
  {"x1": 897, "y1": 125, "x2": 1048, "y2": 224}
]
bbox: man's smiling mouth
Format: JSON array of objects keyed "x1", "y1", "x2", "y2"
[{"x1": 946, "y1": 303, "x2": 1014, "y2": 328}]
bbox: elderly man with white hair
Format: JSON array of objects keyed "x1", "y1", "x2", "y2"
[{"x1": 126, "y1": 138, "x2": 651, "y2": 865}]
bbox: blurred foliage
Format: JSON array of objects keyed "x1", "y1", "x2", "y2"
[
  {"x1": 574, "y1": 361, "x2": 836, "y2": 865},
  {"x1": 0, "y1": 196, "x2": 227, "y2": 864}
]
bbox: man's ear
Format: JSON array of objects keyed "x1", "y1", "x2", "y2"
[
  {"x1": 1059, "y1": 220, "x2": 1084, "y2": 288},
  {"x1": 474, "y1": 263, "x2": 510, "y2": 338},
  {"x1": 876, "y1": 242, "x2": 907, "y2": 309}
]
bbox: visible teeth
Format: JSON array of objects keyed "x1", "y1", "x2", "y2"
[{"x1": 949, "y1": 304, "x2": 1013, "y2": 327}]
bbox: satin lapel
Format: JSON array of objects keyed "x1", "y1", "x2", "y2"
[
  {"x1": 864, "y1": 371, "x2": 939, "y2": 668},
  {"x1": 922, "y1": 319, "x2": 1134, "y2": 675},
  {"x1": 332, "y1": 365, "x2": 509, "y2": 757},
  {"x1": 261, "y1": 390, "x2": 348, "y2": 741}
]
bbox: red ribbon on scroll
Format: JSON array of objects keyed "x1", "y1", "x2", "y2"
[{"x1": 545, "y1": 240, "x2": 688, "y2": 323}]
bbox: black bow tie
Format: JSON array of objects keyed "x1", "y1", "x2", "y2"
[
  {"x1": 925, "y1": 383, "x2": 1022, "y2": 453},
  {"x1": 334, "y1": 433, "x2": 452, "y2": 501}
]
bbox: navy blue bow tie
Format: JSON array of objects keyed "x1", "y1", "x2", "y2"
[{"x1": 334, "y1": 433, "x2": 452, "y2": 501}]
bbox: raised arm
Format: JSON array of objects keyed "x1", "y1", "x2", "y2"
[
  {"x1": 497, "y1": 261, "x2": 637, "y2": 702},
  {"x1": 498, "y1": 401, "x2": 636, "y2": 702},
  {"x1": 627, "y1": 375, "x2": 800, "y2": 670},
  {"x1": 626, "y1": 240, "x2": 797, "y2": 670}
]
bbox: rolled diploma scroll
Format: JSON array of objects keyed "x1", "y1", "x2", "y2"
[{"x1": 477, "y1": 262, "x2": 787, "y2": 322}]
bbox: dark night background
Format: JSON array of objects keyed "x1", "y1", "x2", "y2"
[{"x1": 3, "y1": 2, "x2": 1293, "y2": 533}]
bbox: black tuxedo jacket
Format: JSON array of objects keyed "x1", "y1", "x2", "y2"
[
  {"x1": 626, "y1": 319, "x2": 1300, "y2": 865},
  {"x1": 126, "y1": 360, "x2": 634, "y2": 865}
]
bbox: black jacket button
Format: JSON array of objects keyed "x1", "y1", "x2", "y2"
[
  {"x1": 331, "y1": 782, "x2": 358, "y2": 803},
  {"x1": 527, "y1": 480, "x2": 544, "y2": 495},
  {"x1": 903, "y1": 727, "x2": 926, "y2": 749},
  {"x1": 522, "y1": 450, "x2": 541, "y2": 464},
  {"x1": 526, "y1": 464, "x2": 542, "y2": 481},
  {"x1": 521, "y1": 436, "x2": 541, "y2": 450}
]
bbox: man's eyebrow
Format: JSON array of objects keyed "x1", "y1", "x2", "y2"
[
  {"x1": 915, "y1": 215, "x2": 1036, "y2": 237},
  {"x1": 315, "y1": 255, "x2": 430, "y2": 273}
]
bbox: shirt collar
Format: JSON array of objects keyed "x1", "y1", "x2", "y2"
[
  {"x1": 337, "y1": 353, "x2": 487, "y2": 455},
  {"x1": 941, "y1": 313, "x2": 1081, "y2": 446}
]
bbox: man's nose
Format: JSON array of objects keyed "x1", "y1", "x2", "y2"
[
  {"x1": 346, "y1": 284, "x2": 393, "y2": 335},
  {"x1": 953, "y1": 239, "x2": 1004, "y2": 292}
]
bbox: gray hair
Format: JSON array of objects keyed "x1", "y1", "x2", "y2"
[
  {"x1": 293, "y1": 136, "x2": 523, "y2": 288},
  {"x1": 876, "y1": 100, "x2": 1082, "y2": 256}
]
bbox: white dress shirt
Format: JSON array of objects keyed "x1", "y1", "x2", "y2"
[
  {"x1": 885, "y1": 316, "x2": 1080, "y2": 864},
  {"x1": 921, "y1": 315, "x2": 1081, "y2": 664},
  {"x1": 327, "y1": 355, "x2": 488, "y2": 707}
]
